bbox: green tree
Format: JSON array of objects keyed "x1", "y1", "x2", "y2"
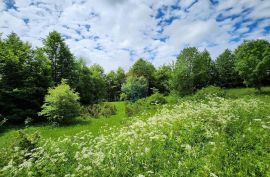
[
  {"x1": 73, "y1": 60, "x2": 107, "y2": 105},
  {"x1": 235, "y1": 40, "x2": 270, "y2": 90},
  {"x1": 88, "y1": 64, "x2": 107, "y2": 101},
  {"x1": 128, "y1": 58, "x2": 156, "y2": 95},
  {"x1": 106, "y1": 67, "x2": 126, "y2": 101},
  {"x1": 171, "y1": 47, "x2": 213, "y2": 95},
  {"x1": 216, "y1": 49, "x2": 242, "y2": 87},
  {"x1": 39, "y1": 80, "x2": 81, "y2": 123},
  {"x1": 154, "y1": 64, "x2": 172, "y2": 95},
  {"x1": 43, "y1": 31, "x2": 76, "y2": 86},
  {"x1": 0, "y1": 33, "x2": 52, "y2": 123},
  {"x1": 121, "y1": 76, "x2": 148, "y2": 101}
]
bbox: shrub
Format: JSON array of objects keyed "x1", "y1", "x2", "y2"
[
  {"x1": 147, "y1": 92, "x2": 167, "y2": 105},
  {"x1": 82, "y1": 103, "x2": 117, "y2": 118},
  {"x1": 12, "y1": 131, "x2": 40, "y2": 152},
  {"x1": 125, "y1": 96, "x2": 159, "y2": 117},
  {"x1": 125, "y1": 102, "x2": 141, "y2": 117},
  {"x1": 124, "y1": 92, "x2": 167, "y2": 117},
  {"x1": 120, "y1": 93, "x2": 128, "y2": 101},
  {"x1": 100, "y1": 103, "x2": 117, "y2": 117},
  {"x1": 121, "y1": 76, "x2": 148, "y2": 101},
  {"x1": 193, "y1": 86, "x2": 225, "y2": 99},
  {"x1": 39, "y1": 80, "x2": 81, "y2": 123}
]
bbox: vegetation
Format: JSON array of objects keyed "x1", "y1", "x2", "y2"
[
  {"x1": 235, "y1": 39, "x2": 270, "y2": 90},
  {"x1": 1, "y1": 94, "x2": 270, "y2": 176},
  {"x1": 39, "y1": 80, "x2": 81, "y2": 123},
  {"x1": 216, "y1": 49, "x2": 242, "y2": 87},
  {"x1": 1, "y1": 30, "x2": 270, "y2": 176},
  {"x1": 171, "y1": 47, "x2": 215, "y2": 95},
  {"x1": 82, "y1": 103, "x2": 117, "y2": 118},
  {"x1": 121, "y1": 76, "x2": 148, "y2": 101}
]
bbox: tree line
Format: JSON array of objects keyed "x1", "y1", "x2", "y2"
[{"x1": 1, "y1": 31, "x2": 270, "y2": 124}]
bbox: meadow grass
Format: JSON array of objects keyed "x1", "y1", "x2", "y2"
[
  {"x1": 1, "y1": 87, "x2": 270, "y2": 176},
  {"x1": 0, "y1": 102, "x2": 126, "y2": 148}
]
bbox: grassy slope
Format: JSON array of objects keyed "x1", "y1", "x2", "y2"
[
  {"x1": 0, "y1": 102, "x2": 126, "y2": 148},
  {"x1": 1, "y1": 87, "x2": 270, "y2": 148}
]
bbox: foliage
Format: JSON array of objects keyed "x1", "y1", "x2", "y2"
[
  {"x1": 193, "y1": 86, "x2": 226, "y2": 99},
  {"x1": 88, "y1": 64, "x2": 107, "y2": 101},
  {"x1": 82, "y1": 103, "x2": 117, "y2": 118},
  {"x1": 105, "y1": 67, "x2": 126, "y2": 101},
  {"x1": 154, "y1": 64, "x2": 172, "y2": 95},
  {"x1": 171, "y1": 47, "x2": 214, "y2": 95},
  {"x1": 128, "y1": 58, "x2": 156, "y2": 95},
  {"x1": 124, "y1": 93, "x2": 165, "y2": 117},
  {"x1": 235, "y1": 39, "x2": 270, "y2": 90},
  {"x1": 2, "y1": 97, "x2": 270, "y2": 176},
  {"x1": 147, "y1": 92, "x2": 167, "y2": 105},
  {"x1": 125, "y1": 102, "x2": 141, "y2": 117},
  {"x1": 43, "y1": 31, "x2": 76, "y2": 86},
  {"x1": 39, "y1": 80, "x2": 81, "y2": 123},
  {"x1": 13, "y1": 130, "x2": 40, "y2": 152},
  {"x1": 0, "y1": 33, "x2": 52, "y2": 123},
  {"x1": 216, "y1": 49, "x2": 242, "y2": 87},
  {"x1": 73, "y1": 59, "x2": 107, "y2": 105},
  {"x1": 121, "y1": 76, "x2": 148, "y2": 101}
]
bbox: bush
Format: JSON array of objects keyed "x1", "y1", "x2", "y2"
[
  {"x1": 121, "y1": 76, "x2": 148, "y2": 101},
  {"x1": 193, "y1": 86, "x2": 226, "y2": 99},
  {"x1": 82, "y1": 103, "x2": 117, "y2": 118},
  {"x1": 125, "y1": 102, "x2": 141, "y2": 117},
  {"x1": 13, "y1": 131, "x2": 40, "y2": 152},
  {"x1": 39, "y1": 80, "x2": 81, "y2": 123},
  {"x1": 147, "y1": 92, "x2": 167, "y2": 105},
  {"x1": 125, "y1": 95, "x2": 165, "y2": 117}
]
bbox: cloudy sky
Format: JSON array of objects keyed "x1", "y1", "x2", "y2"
[{"x1": 0, "y1": 0, "x2": 270, "y2": 71}]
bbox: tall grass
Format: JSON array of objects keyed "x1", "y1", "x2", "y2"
[{"x1": 1, "y1": 96, "x2": 270, "y2": 176}]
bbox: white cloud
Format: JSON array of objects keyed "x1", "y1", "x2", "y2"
[{"x1": 0, "y1": 0, "x2": 269, "y2": 71}]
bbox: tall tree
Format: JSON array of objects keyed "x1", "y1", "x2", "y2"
[
  {"x1": 0, "y1": 33, "x2": 52, "y2": 123},
  {"x1": 171, "y1": 47, "x2": 213, "y2": 95},
  {"x1": 154, "y1": 64, "x2": 172, "y2": 95},
  {"x1": 235, "y1": 39, "x2": 270, "y2": 90},
  {"x1": 128, "y1": 58, "x2": 156, "y2": 95},
  {"x1": 73, "y1": 60, "x2": 108, "y2": 105},
  {"x1": 106, "y1": 67, "x2": 125, "y2": 101},
  {"x1": 121, "y1": 76, "x2": 148, "y2": 101},
  {"x1": 216, "y1": 49, "x2": 242, "y2": 87},
  {"x1": 43, "y1": 31, "x2": 76, "y2": 86},
  {"x1": 88, "y1": 64, "x2": 107, "y2": 102}
]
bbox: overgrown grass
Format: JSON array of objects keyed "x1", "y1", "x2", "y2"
[
  {"x1": 225, "y1": 86, "x2": 270, "y2": 98},
  {"x1": 1, "y1": 87, "x2": 270, "y2": 176},
  {"x1": 0, "y1": 102, "x2": 126, "y2": 148},
  {"x1": 1, "y1": 96, "x2": 270, "y2": 176}
]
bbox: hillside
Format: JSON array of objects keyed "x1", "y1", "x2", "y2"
[{"x1": 1, "y1": 88, "x2": 270, "y2": 176}]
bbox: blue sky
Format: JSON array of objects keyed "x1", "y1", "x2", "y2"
[{"x1": 0, "y1": 0, "x2": 269, "y2": 71}]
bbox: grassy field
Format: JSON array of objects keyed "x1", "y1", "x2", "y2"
[
  {"x1": 1, "y1": 87, "x2": 270, "y2": 148},
  {"x1": 0, "y1": 102, "x2": 127, "y2": 148},
  {"x1": 1, "y1": 87, "x2": 270, "y2": 176}
]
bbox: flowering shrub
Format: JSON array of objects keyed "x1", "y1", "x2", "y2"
[{"x1": 1, "y1": 97, "x2": 270, "y2": 176}]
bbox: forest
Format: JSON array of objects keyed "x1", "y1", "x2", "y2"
[{"x1": 1, "y1": 31, "x2": 270, "y2": 176}]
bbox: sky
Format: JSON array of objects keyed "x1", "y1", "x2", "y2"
[{"x1": 0, "y1": 0, "x2": 270, "y2": 72}]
